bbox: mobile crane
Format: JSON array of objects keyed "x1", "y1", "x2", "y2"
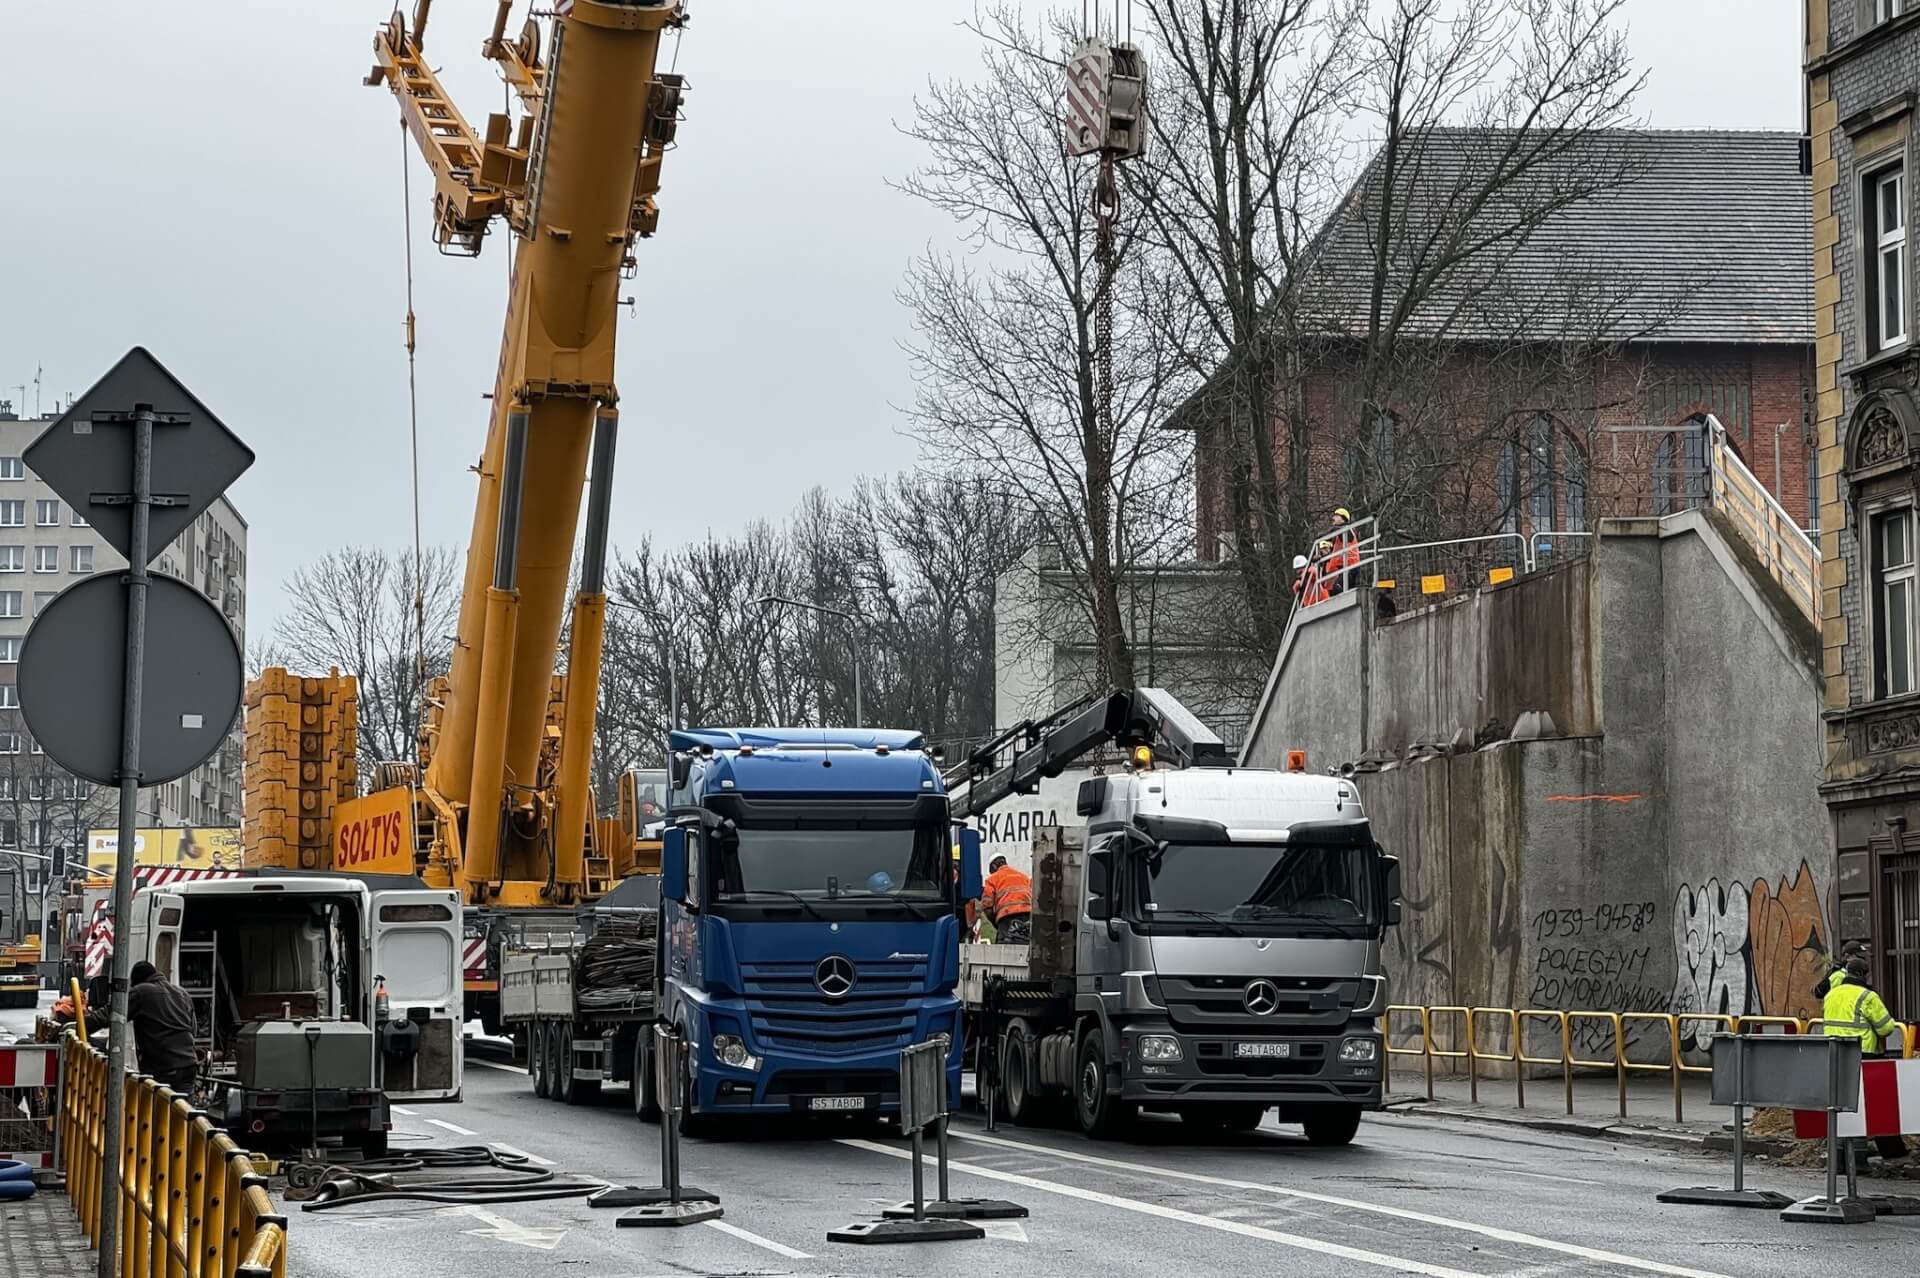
[
  {"x1": 950, "y1": 689, "x2": 1400, "y2": 1143},
  {"x1": 246, "y1": 0, "x2": 686, "y2": 1028}
]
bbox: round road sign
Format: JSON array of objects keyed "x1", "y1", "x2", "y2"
[{"x1": 19, "y1": 572, "x2": 243, "y2": 786}]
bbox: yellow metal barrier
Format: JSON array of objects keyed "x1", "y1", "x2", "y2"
[
  {"x1": 1516, "y1": 1009, "x2": 1572, "y2": 1114},
  {"x1": 1566, "y1": 1010, "x2": 1626, "y2": 1117},
  {"x1": 1672, "y1": 1014, "x2": 1734, "y2": 1122},
  {"x1": 1426, "y1": 1006, "x2": 1469, "y2": 1103},
  {"x1": 1384, "y1": 1005, "x2": 1431, "y2": 1099},
  {"x1": 58, "y1": 1031, "x2": 288, "y2": 1278},
  {"x1": 1467, "y1": 1007, "x2": 1517, "y2": 1107}
]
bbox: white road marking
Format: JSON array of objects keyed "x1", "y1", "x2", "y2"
[
  {"x1": 440, "y1": 1204, "x2": 567, "y2": 1251},
  {"x1": 467, "y1": 1057, "x2": 530, "y2": 1075},
  {"x1": 980, "y1": 1220, "x2": 1029, "y2": 1242},
  {"x1": 391, "y1": 1106, "x2": 416, "y2": 1116},
  {"x1": 841, "y1": 1139, "x2": 1480, "y2": 1278},
  {"x1": 702, "y1": 1218, "x2": 812, "y2": 1259},
  {"x1": 950, "y1": 1130, "x2": 1734, "y2": 1278},
  {"x1": 427, "y1": 1118, "x2": 478, "y2": 1136},
  {"x1": 489, "y1": 1142, "x2": 555, "y2": 1167}
]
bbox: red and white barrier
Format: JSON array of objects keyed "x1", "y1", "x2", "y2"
[
  {"x1": 0, "y1": 1044, "x2": 57, "y2": 1089},
  {"x1": 463, "y1": 936, "x2": 488, "y2": 980},
  {"x1": 1794, "y1": 1057, "x2": 1920, "y2": 1139}
]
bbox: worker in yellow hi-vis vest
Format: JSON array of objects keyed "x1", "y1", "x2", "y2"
[{"x1": 1823, "y1": 952, "x2": 1909, "y2": 1161}]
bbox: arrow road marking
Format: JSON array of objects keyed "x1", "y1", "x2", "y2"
[{"x1": 439, "y1": 1204, "x2": 566, "y2": 1252}]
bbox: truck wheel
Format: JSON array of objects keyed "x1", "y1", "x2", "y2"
[
  {"x1": 531, "y1": 1023, "x2": 551, "y2": 1098},
  {"x1": 675, "y1": 1041, "x2": 713, "y2": 1139},
  {"x1": 634, "y1": 1033, "x2": 661, "y2": 1123},
  {"x1": 553, "y1": 1025, "x2": 576, "y2": 1103},
  {"x1": 1073, "y1": 1026, "x2": 1133, "y2": 1140},
  {"x1": 1000, "y1": 1022, "x2": 1040, "y2": 1125},
  {"x1": 1299, "y1": 1106, "x2": 1362, "y2": 1147}
]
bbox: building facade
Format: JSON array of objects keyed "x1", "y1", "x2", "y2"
[
  {"x1": 1809, "y1": 0, "x2": 1920, "y2": 1020},
  {"x1": 0, "y1": 404, "x2": 247, "y2": 902}
]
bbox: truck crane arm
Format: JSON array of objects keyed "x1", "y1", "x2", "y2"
[{"x1": 945, "y1": 688, "x2": 1230, "y2": 821}]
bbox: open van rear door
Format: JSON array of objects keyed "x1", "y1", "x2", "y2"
[
  {"x1": 370, "y1": 888, "x2": 463, "y2": 1100},
  {"x1": 141, "y1": 892, "x2": 185, "y2": 981}
]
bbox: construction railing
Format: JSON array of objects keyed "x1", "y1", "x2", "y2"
[
  {"x1": 1370, "y1": 532, "x2": 1530, "y2": 614},
  {"x1": 59, "y1": 1031, "x2": 288, "y2": 1278},
  {"x1": 1704, "y1": 414, "x2": 1818, "y2": 623},
  {"x1": 1385, "y1": 1004, "x2": 1918, "y2": 1125}
]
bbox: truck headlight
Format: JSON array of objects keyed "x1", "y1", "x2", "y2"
[
  {"x1": 1339, "y1": 1038, "x2": 1378, "y2": 1063},
  {"x1": 712, "y1": 1033, "x2": 762, "y2": 1072},
  {"x1": 1138, "y1": 1034, "x2": 1183, "y2": 1063}
]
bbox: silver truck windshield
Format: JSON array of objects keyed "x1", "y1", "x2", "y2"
[
  {"x1": 1142, "y1": 842, "x2": 1378, "y2": 929},
  {"x1": 716, "y1": 826, "x2": 947, "y2": 901}
]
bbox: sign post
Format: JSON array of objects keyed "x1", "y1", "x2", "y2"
[
  {"x1": 604, "y1": 1023, "x2": 721, "y2": 1227},
  {"x1": 19, "y1": 349, "x2": 252, "y2": 1278}
]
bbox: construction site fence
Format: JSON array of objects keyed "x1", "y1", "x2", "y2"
[
  {"x1": 58, "y1": 1031, "x2": 288, "y2": 1278},
  {"x1": 1384, "y1": 1004, "x2": 1918, "y2": 1125}
]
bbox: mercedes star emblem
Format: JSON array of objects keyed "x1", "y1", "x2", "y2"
[
  {"x1": 1243, "y1": 979, "x2": 1281, "y2": 1016},
  {"x1": 815, "y1": 954, "x2": 856, "y2": 999}
]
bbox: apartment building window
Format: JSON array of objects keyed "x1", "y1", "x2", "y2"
[
  {"x1": 0, "y1": 686, "x2": 16, "y2": 709},
  {"x1": 70, "y1": 545, "x2": 92, "y2": 573},
  {"x1": 32, "y1": 591, "x2": 54, "y2": 616},
  {"x1": 29, "y1": 820, "x2": 48, "y2": 846},
  {"x1": 0, "y1": 547, "x2": 22, "y2": 575},
  {"x1": 0, "y1": 459, "x2": 21, "y2": 481},
  {"x1": 0, "y1": 638, "x2": 20, "y2": 664},
  {"x1": 1876, "y1": 508, "x2": 1919, "y2": 698},
  {"x1": 1879, "y1": 0, "x2": 1910, "y2": 23},
  {"x1": 34, "y1": 546, "x2": 56, "y2": 574},
  {"x1": 35, "y1": 499, "x2": 58, "y2": 527},
  {"x1": 0, "y1": 733, "x2": 20, "y2": 755},
  {"x1": 27, "y1": 776, "x2": 46, "y2": 802},
  {"x1": 1869, "y1": 166, "x2": 1909, "y2": 352},
  {"x1": 31, "y1": 738, "x2": 43, "y2": 755},
  {"x1": 0, "y1": 501, "x2": 23, "y2": 528},
  {"x1": 70, "y1": 508, "x2": 86, "y2": 527},
  {"x1": 0, "y1": 592, "x2": 22, "y2": 620},
  {"x1": 0, "y1": 822, "x2": 17, "y2": 846}
]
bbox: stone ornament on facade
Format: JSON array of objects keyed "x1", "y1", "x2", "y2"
[
  {"x1": 1863, "y1": 710, "x2": 1920, "y2": 755},
  {"x1": 1846, "y1": 389, "x2": 1920, "y2": 476}
]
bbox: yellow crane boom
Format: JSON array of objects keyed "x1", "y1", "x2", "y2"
[{"x1": 247, "y1": 0, "x2": 686, "y2": 912}]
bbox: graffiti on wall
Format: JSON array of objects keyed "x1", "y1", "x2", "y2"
[
  {"x1": 1528, "y1": 901, "x2": 1666, "y2": 1012},
  {"x1": 1669, "y1": 862, "x2": 1829, "y2": 1048}
]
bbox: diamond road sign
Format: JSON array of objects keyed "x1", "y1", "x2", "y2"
[{"x1": 25, "y1": 347, "x2": 254, "y2": 565}]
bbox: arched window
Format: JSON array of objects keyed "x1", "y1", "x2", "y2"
[
  {"x1": 1502, "y1": 413, "x2": 1589, "y2": 533},
  {"x1": 1654, "y1": 418, "x2": 1711, "y2": 515}
]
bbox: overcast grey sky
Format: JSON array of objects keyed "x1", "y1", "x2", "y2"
[{"x1": 0, "y1": 1, "x2": 1801, "y2": 633}]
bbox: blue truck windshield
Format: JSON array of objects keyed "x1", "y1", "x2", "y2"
[
  {"x1": 716, "y1": 826, "x2": 947, "y2": 901},
  {"x1": 1141, "y1": 842, "x2": 1378, "y2": 929}
]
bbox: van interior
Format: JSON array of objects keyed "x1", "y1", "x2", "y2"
[{"x1": 171, "y1": 893, "x2": 367, "y2": 1060}]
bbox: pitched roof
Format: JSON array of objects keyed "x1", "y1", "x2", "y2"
[{"x1": 1295, "y1": 129, "x2": 1813, "y2": 346}]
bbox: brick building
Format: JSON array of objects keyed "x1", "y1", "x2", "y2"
[
  {"x1": 1189, "y1": 130, "x2": 1815, "y2": 566},
  {"x1": 1808, "y1": 0, "x2": 1920, "y2": 1018}
]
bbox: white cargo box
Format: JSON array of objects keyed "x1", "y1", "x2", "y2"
[
  {"x1": 958, "y1": 941, "x2": 1030, "y2": 1005},
  {"x1": 500, "y1": 952, "x2": 574, "y2": 1021}
]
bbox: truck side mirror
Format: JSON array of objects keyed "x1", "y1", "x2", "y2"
[
  {"x1": 1085, "y1": 849, "x2": 1113, "y2": 922},
  {"x1": 670, "y1": 753, "x2": 692, "y2": 789},
  {"x1": 958, "y1": 828, "x2": 983, "y2": 902},
  {"x1": 661, "y1": 827, "x2": 689, "y2": 904},
  {"x1": 1381, "y1": 852, "x2": 1402, "y2": 925}
]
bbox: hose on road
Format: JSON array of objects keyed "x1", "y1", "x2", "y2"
[{"x1": 297, "y1": 1144, "x2": 610, "y2": 1211}]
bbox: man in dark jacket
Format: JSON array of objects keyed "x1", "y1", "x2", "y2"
[
  {"x1": 1814, "y1": 940, "x2": 1872, "y2": 1002},
  {"x1": 126, "y1": 960, "x2": 198, "y2": 1094}
]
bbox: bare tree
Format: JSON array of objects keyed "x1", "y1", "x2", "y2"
[
  {"x1": 266, "y1": 546, "x2": 462, "y2": 776},
  {"x1": 899, "y1": 6, "x2": 1196, "y2": 691},
  {"x1": 1146, "y1": 0, "x2": 1651, "y2": 649}
]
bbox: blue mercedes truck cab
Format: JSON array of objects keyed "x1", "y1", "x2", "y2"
[{"x1": 646, "y1": 726, "x2": 982, "y2": 1131}]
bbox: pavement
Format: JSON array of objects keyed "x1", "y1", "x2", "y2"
[
  {"x1": 1385, "y1": 1064, "x2": 1732, "y2": 1151},
  {"x1": 15, "y1": 994, "x2": 1920, "y2": 1277},
  {"x1": 0, "y1": 1189, "x2": 92, "y2": 1277}
]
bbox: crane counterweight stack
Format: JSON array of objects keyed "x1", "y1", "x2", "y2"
[{"x1": 247, "y1": 0, "x2": 688, "y2": 1026}]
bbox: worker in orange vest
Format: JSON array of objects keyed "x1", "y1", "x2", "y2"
[
  {"x1": 1328, "y1": 507, "x2": 1362, "y2": 594},
  {"x1": 1302, "y1": 541, "x2": 1334, "y2": 605},
  {"x1": 981, "y1": 855, "x2": 1034, "y2": 944}
]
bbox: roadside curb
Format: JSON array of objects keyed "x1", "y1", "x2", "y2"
[{"x1": 1380, "y1": 1099, "x2": 1713, "y2": 1152}]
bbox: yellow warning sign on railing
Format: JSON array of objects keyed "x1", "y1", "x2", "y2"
[
  {"x1": 1488, "y1": 566, "x2": 1515, "y2": 585},
  {"x1": 1420, "y1": 575, "x2": 1446, "y2": 595}
]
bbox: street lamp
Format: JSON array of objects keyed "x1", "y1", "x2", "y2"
[{"x1": 752, "y1": 595, "x2": 864, "y2": 728}]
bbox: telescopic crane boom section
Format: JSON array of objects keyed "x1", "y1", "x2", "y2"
[
  {"x1": 946, "y1": 688, "x2": 1230, "y2": 821},
  {"x1": 355, "y1": 0, "x2": 689, "y2": 907}
]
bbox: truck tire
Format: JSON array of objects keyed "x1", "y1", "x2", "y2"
[
  {"x1": 1073, "y1": 1025, "x2": 1133, "y2": 1140},
  {"x1": 1299, "y1": 1106, "x2": 1362, "y2": 1147},
  {"x1": 675, "y1": 1039, "x2": 713, "y2": 1139},
  {"x1": 1000, "y1": 1021, "x2": 1042, "y2": 1126},
  {"x1": 554, "y1": 1024, "x2": 576, "y2": 1103},
  {"x1": 531, "y1": 1023, "x2": 551, "y2": 1098},
  {"x1": 634, "y1": 1032, "x2": 661, "y2": 1123}
]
